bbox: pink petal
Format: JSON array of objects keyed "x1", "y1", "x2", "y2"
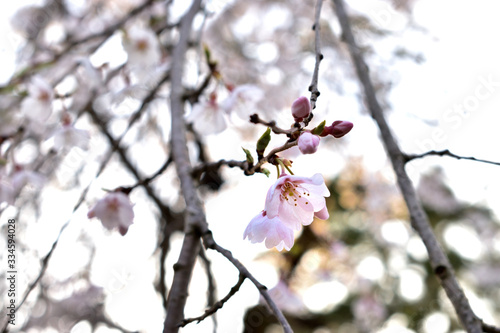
[{"x1": 314, "y1": 206, "x2": 329, "y2": 221}]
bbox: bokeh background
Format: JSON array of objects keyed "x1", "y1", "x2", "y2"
[{"x1": 1, "y1": 0, "x2": 500, "y2": 332}]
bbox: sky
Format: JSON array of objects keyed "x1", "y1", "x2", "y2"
[{"x1": 2, "y1": 0, "x2": 500, "y2": 332}]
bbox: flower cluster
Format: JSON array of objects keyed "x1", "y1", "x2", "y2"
[
  {"x1": 244, "y1": 96, "x2": 353, "y2": 251},
  {"x1": 244, "y1": 173, "x2": 330, "y2": 251}
]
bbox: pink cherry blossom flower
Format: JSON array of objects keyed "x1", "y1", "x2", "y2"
[
  {"x1": 186, "y1": 96, "x2": 227, "y2": 135},
  {"x1": 297, "y1": 131, "x2": 320, "y2": 154},
  {"x1": 87, "y1": 192, "x2": 134, "y2": 236},
  {"x1": 265, "y1": 173, "x2": 330, "y2": 231},
  {"x1": 291, "y1": 96, "x2": 311, "y2": 122},
  {"x1": 244, "y1": 173, "x2": 330, "y2": 251},
  {"x1": 321, "y1": 120, "x2": 353, "y2": 138},
  {"x1": 244, "y1": 211, "x2": 294, "y2": 251},
  {"x1": 21, "y1": 76, "x2": 54, "y2": 122}
]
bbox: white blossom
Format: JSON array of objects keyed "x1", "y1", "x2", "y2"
[
  {"x1": 187, "y1": 97, "x2": 227, "y2": 135},
  {"x1": 53, "y1": 125, "x2": 90, "y2": 152},
  {"x1": 21, "y1": 76, "x2": 54, "y2": 122},
  {"x1": 221, "y1": 84, "x2": 263, "y2": 120},
  {"x1": 88, "y1": 192, "x2": 134, "y2": 236},
  {"x1": 122, "y1": 26, "x2": 161, "y2": 67}
]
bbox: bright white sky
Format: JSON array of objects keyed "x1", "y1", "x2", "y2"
[{"x1": 2, "y1": 0, "x2": 500, "y2": 332}]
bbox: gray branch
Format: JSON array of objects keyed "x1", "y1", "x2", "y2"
[
  {"x1": 162, "y1": 0, "x2": 208, "y2": 331},
  {"x1": 331, "y1": 0, "x2": 482, "y2": 331}
]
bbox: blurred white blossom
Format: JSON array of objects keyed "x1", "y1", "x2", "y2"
[
  {"x1": 11, "y1": 168, "x2": 45, "y2": 193},
  {"x1": 122, "y1": 26, "x2": 161, "y2": 67},
  {"x1": 88, "y1": 192, "x2": 135, "y2": 236},
  {"x1": 53, "y1": 124, "x2": 90, "y2": 152},
  {"x1": 221, "y1": 84, "x2": 263, "y2": 120},
  {"x1": 21, "y1": 76, "x2": 54, "y2": 122},
  {"x1": 187, "y1": 96, "x2": 227, "y2": 135}
]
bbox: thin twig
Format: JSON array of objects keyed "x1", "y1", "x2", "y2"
[
  {"x1": 192, "y1": 159, "x2": 248, "y2": 179},
  {"x1": 192, "y1": 140, "x2": 298, "y2": 178},
  {"x1": 180, "y1": 273, "x2": 244, "y2": 327},
  {"x1": 127, "y1": 157, "x2": 173, "y2": 191},
  {"x1": 210, "y1": 244, "x2": 293, "y2": 333},
  {"x1": 250, "y1": 114, "x2": 297, "y2": 135},
  {"x1": 249, "y1": 141, "x2": 298, "y2": 174},
  {"x1": 404, "y1": 149, "x2": 500, "y2": 167},
  {"x1": 197, "y1": 246, "x2": 218, "y2": 331},
  {"x1": 332, "y1": 0, "x2": 482, "y2": 331},
  {"x1": 308, "y1": 0, "x2": 324, "y2": 115}
]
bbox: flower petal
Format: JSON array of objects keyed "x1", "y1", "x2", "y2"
[{"x1": 314, "y1": 206, "x2": 329, "y2": 220}]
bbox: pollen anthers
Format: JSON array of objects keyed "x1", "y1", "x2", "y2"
[{"x1": 280, "y1": 181, "x2": 310, "y2": 206}]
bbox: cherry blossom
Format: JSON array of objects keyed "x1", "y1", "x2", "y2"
[
  {"x1": 291, "y1": 96, "x2": 311, "y2": 122},
  {"x1": 187, "y1": 95, "x2": 227, "y2": 135},
  {"x1": 245, "y1": 173, "x2": 330, "y2": 251},
  {"x1": 265, "y1": 173, "x2": 330, "y2": 230},
  {"x1": 21, "y1": 76, "x2": 54, "y2": 122},
  {"x1": 244, "y1": 211, "x2": 294, "y2": 251},
  {"x1": 53, "y1": 124, "x2": 90, "y2": 152},
  {"x1": 221, "y1": 84, "x2": 264, "y2": 119},
  {"x1": 87, "y1": 192, "x2": 134, "y2": 236},
  {"x1": 297, "y1": 131, "x2": 320, "y2": 154},
  {"x1": 122, "y1": 26, "x2": 161, "y2": 67}
]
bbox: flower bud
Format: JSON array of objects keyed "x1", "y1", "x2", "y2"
[
  {"x1": 298, "y1": 131, "x2": 320, "y2": 154},
  {"x1": 291, "y1": 96, "x2": 311, "y2": 122},
  {"x1": 321, "y1": 120, "x2": 353, "y2": 138}
]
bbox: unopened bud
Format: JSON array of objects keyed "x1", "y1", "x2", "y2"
[
  {"x1": 321, "y1": 120, "x2": 353, "y2": 138},
  {"x1": 291, "y1": 96, "x2": 311, "y2": 122},
  {"x1": 298, "y1": 131, "x2": 320, "y2": 154}
]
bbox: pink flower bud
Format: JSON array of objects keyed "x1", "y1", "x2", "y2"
[
  {"x1": 321, "y1": 120, "x2": 353, "y2": 138},
  {"x1": 297, "y1": 131, "x2": 320, "y2": 154},
  {"x1": 291, "y1": 96, "x2": 311, "y2": 122}
]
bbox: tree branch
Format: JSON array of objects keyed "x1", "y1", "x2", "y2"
[
  {"x1": 332, "y1": 0, "x2": 482, "y2": 331},
  {"x1": 482, "y1": 321, "x2": 500, "y2": 333},
  {"x1": 249, "y1": 113, "x2": 297, "y2": 135},
  {"x1": 181, "y1": 273, "x2": 244, "y2": 327},
  {"x1": 404, "y1": 149, "x2": 500, "y2": 167},
  {"x1": 163, "y1": 0, "x2": 209, "y2": 331},
  {"x1": 308, "y1": 0, "x2": 324, "y2": 116},
  {"x1": 210, "y1": 244, "x2": 293, "y2": 333}
]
